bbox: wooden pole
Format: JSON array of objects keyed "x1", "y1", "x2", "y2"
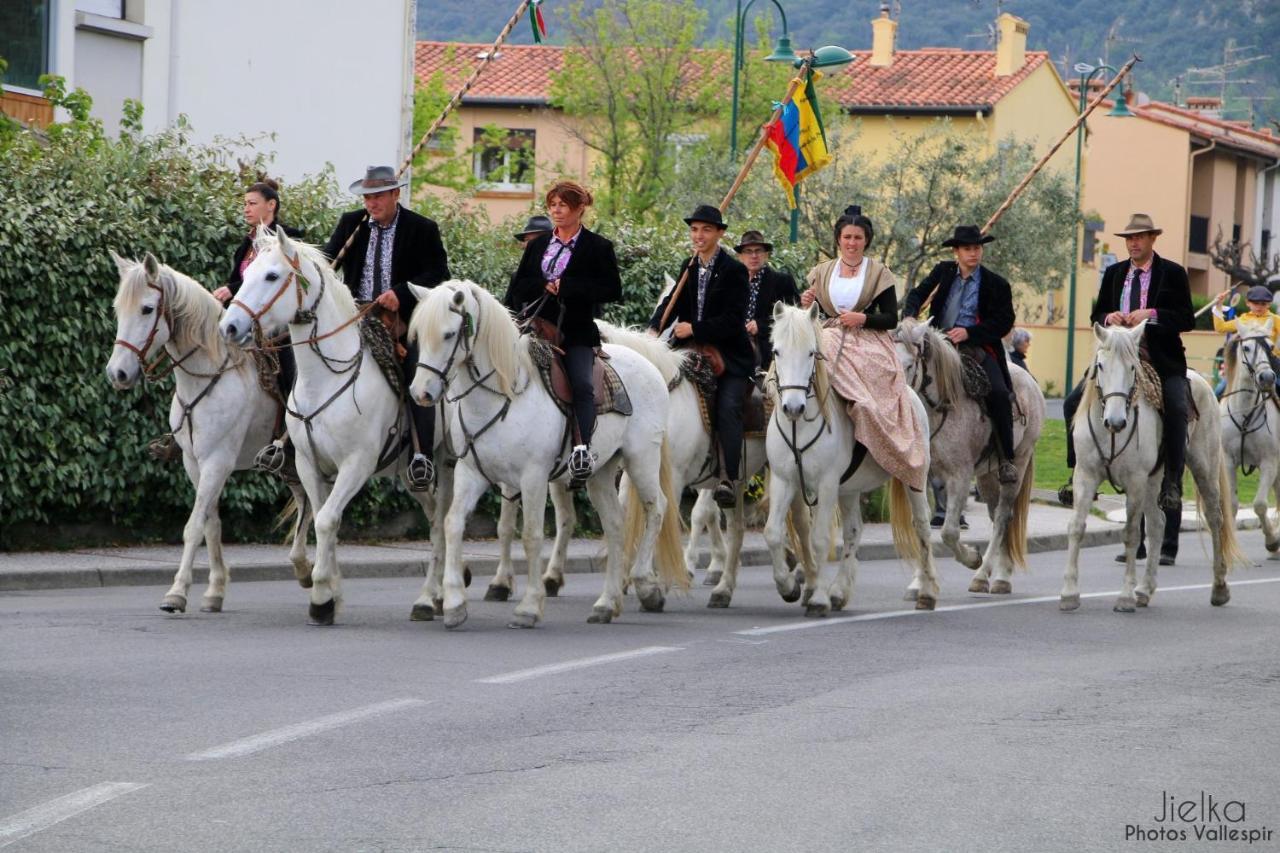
[
  {"x1": 330, "y1": 0, "x2": 536, "y2": 269},
  {"x1": 658, "y1": 59, "x2": 814, "y2": 330},
  {"x1": 1195, "y1": 282, "x2": 1248, "y2": 319}
]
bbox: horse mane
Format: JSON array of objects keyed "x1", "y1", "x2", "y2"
[
  {"x1": 770, "y1": 305, "x2": 832, "y2": 410},
  {"x1": 920, "y1": 325, "x2": 968, "y2": 407},
  {"x1": 415, "y1": 281, "x2": 530, "y2": 397},
  {"x1": 1223, "y1": 337, "x2": 1239, "y2": 390},
  {"x1": 596, "y1": 320, "x2": 690, "y2": 385},
  {"x1": 1078, "y1": 324, "x2": 1142, "y2": 414},
  {"x1": 114, "y1": 260, "x2": 241, "y2": 365}
]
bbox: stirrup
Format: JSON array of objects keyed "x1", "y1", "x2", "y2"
[
  {"x1": 1056, "y1": 481, "x2": 1074, "y2": 508},
  {"x1": 254, "y1": 440, "x2": 287, "y2": 475},
  {"x1": 147, "y1": 433, "x2": 181, "y2": 463},
  {"x1": 407, "y1": 453, "x2": 435, "y2": 492},
  {"x1": 713, "y1": 479, "x2": 737, "y2": 509},
  {"x1": 1158, "y1": 482, "x2": 1182, "y2": 512},
  {"x1": 997, "y1": 460, "x2": 1018, "y2": 485}
]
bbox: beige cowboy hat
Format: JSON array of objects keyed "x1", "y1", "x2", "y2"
[
  {"x1": 1114, "y1": 213, "x2": 1163, "y2": 237},
  {"x1": 348, "y1": 165, "x2": 408, "y2": 195}
]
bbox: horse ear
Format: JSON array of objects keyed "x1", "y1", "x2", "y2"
[
  {"x1": 143, "y1": 253, "x2": 160, "y2": 282},
  {"x1": 1093, "y1": 322, "x2": 1108, "y2": 342},
  {"x1": 108, "y1": 249, "x2": 132, "y2": 276},
  {"x1": 1131, "y1": 318, "x2": 1149, "y2": 337},
  {"x1": 773, "y1": 301, "x2": 787, "y2": 321},
  {"x1": 409, "y1": 283, "x2": 431, "y2": 303},
  {"x1": 451, "y1": 288, "x2": 466, "y2": 308},
  {"x1": 806, "y1": 302, "x2": 820, "y2": 321}
]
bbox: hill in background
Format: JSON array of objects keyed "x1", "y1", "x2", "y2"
[{"x1": 418, "y1": 0, "x2": 1280, "y2": 127}]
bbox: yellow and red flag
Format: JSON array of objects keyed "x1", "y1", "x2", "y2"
[{"x1": 765, "y1": 68, "x2": 832, "y2": 209}]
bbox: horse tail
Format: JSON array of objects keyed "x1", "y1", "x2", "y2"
[
  {"x1": 273, "y1": 492, "x2": 304, "y2": 539},
  {"x1": 623, "y1": 441, "x2": 689, "y2": 591},
  {"x1": 1005, "y1": 457, "x2": 1033, "y2": 570},
  {"x1": 888, "y1": 478, "x2": 921, "y2": 563},
  {"x1": 1212, "y1": 451, "x2": 1249, "y2": 572}
]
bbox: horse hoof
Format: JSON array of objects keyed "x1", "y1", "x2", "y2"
[
  {"x1": 484, "y1": 584, "x2": 511, "y2": 602},
  {"x1": 779, "y1": 573, "x2": 803, "y2": 603},
  {"x1": 804, "y1": 602, "x2": 829, "y2": 618},
  {"x1": 464, "y1": 567, "x2": 472, "y2": 588},
  {"x1": 443, "y1": 604, "x2": 468, "y2": 629},
  {"x1": 587, "y1": 606, "x2": 613, "y2": 624},
  {"x1": 989, "y1": 580, "x2": 1012, "y2": 595},
  {"x1": 707, "y1": 591, "x2": 732, "y2": 609},
  {"x1": 1267, "y1": 539, "x2": 1280, "y2": 554},
  {"x1": 159, "y1": 595, "x2": 187, "y2": 614},
  {"x1": 1113, "y1": 597, "x2": 1137, "y2": 613},
  {"x1": 703, "y1": 570, "x2": 722, "y2": 587},
  {"x1": 915, "y1": 594, "x2": 937, "y2": 611},
  {"x1": 410, "y1": 603, "x2": 435, "y2": 622},
  {"x1": 968, "y1": 578, "x2": 990, "y2": 594},
  {"x1": 830, "y1": 594, "x2": 847, "y2": 611},
  {"x1": 1059, "y1": 594, "x2": 1080, "y2": 611},
  {"x1": 297, "y1": 575, "x2": 313, "y2": 589},
  {"x1": 200, "y1": 597, "x2": 223, "y2": 613},
  {"x1": 1134, "y1": 591, "x2": 1150, "y2": 608},
  {"x1": 308, "y1": 599, "x2": 336, "y2": 626},
  {"x1": 903, "y1": 588, "x2": 919, "y2": 602},
  {"x1": 1211, "y1": 583, "x2": 1231, "y2": 607},
  {"x1": 544, "y1": 577, "x2": 562, "y2": 597},
  {"x1": 637, "y1": 587, "x2": 665, "y2": 613},
  {"x1": 507, "y1": 612, "x2": 538, "y2": 629}
]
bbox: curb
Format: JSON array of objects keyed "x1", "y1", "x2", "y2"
[{"x1": 0, "y1": 526, "x2": 1125, "y2": 593}]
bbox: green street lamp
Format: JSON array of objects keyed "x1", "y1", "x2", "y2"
[
  {"x1": 730, "y1": 0, "x2": 795, "y2": 157},
  {"x1": 1064, "y1": 61, "x2": 1133, "y2": 393}
]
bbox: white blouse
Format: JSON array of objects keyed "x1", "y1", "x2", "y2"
[{"x1": 828, "y1": 261, "x2": 867, "y2": 313}]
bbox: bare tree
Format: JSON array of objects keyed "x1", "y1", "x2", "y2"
[{"x1": 1209, "y1": 227, "x2": 1280, "y2": 291}]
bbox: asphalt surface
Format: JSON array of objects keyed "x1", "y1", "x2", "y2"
[{"x1": 3, "y1": 532, "x2": 1280, "y2": 852}]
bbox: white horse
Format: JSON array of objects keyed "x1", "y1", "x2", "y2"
[
  {"x1": 106, "y1": 252, "x2": 313, "y2": 614},
  {"x1": 894, "y1": 319, "x2": 1043, "y2": 594},
  {"x1": 1061, "y1": 322, "x2": 1245, "y2": 611},
  {"x1": 591, "y1": 321, "x2": 770, "y2": 605},
  {"x1": 407, "y1": 281, "x2": 687, "y2": 628},
  {"x1": 218, "y1": 231, "x2": 445, "y2": 625},
  {"x1": 1219, "y1": 332, "x2": 1280, "y2": 554},
  {"x1": 765, "y1": 304, "x2": 939, "y2": 615}
]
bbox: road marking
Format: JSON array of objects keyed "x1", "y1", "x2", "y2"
[
  {"x1": 185, "y1": 698, "x2": 428, "y2": 761},
  {"x1": 736, "y1": 576, "x2": 1280, "y2": 636},
  {"x1": 0, "y1": 782, "x2": 148, "y2": 849},
  {"x1": 476, "y1": 645, "x2": 684, "y2": 684}
]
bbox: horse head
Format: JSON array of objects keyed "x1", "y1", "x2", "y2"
[
  {"x1": 892, "y1": 318, "x2": 930, "y2": 391},
  {"x1": 107, "y1": 250, "x2": 173, "y2": 389},
  {"x1": 1090, "y1": 320, "x2": 1146, "y2": 433},
  {"x1": 219, "y1": 227, "x2": 312, "y2": 346},
  {"x1": 408, "y1": 281, "x2": 479, "y2": 406},
  {"x1": 770, "y1": 302, "x2": 822, "y2": 420},
  {"x1": 1236, "y1": 333, "x2": 1276, "y2": 391}
]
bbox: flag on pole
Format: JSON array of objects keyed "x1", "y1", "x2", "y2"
[
  {"x1": 765, "y1": 68, "x2": 832, "y2": 209},
  {"x1": 528, "y1": 0, "x2": 547, "y2": 43}
]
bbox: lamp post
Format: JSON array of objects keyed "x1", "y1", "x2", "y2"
[
  {"x1": 729, "y1": 0, "x2": 796, "y2": 157},
  {"x1": 1064, "y1": 62, "x2": 1134, "y2": 393}
]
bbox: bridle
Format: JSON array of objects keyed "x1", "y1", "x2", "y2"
[
  {"x1": 900, "y1": 331, "x2": 948, "y2": 438},
  {"x1": 115, "y1": 276, "x2": 181, "y2": 378},
  {"x1": 1085, "y1": 354, "x2": 1142, "y2": 491},
  {"x1": 769, "y1": 341, "x2": 831, "y2": 507},
  {"x1": 1221, "y1": 334, "x2": 1277, "y2": 476}
]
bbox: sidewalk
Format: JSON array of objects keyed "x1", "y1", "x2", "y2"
[{"x1": 0, "y1": 499, "x2": 1127, "y2": 592}]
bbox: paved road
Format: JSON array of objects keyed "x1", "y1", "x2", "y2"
[{"x1": 3, "y1": 534, "x2": 1279, "y2": 852}]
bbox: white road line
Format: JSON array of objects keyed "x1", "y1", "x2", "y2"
[
  {"x1": 476, "y1": 645, "x2": 684, "y2": 685},
  {"x1": 736, "y1": 576, "x2": 1280, "y2": 637},
  {"x1": 185, "y1": 698, "x2": 428, "y2": 761},
  {"x1": 0, "y1": 782, "x2": 148, "y2": 849}
]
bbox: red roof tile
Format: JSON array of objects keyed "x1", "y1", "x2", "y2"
[
  {"x1": 415, "y1": 41, "x2": 1052, "y2": 111},
  {"x1": 1132, "y1": 101, "x2": 1280, "y2": 159}
]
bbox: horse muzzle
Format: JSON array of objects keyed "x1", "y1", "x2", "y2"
[
  {"x1": 105, "y1": 356, "x2": 140, "y2": 390},
  {"x1": 781, "y1": 398, "x2": 805, "y2": 420},
  {"x1": 1104, "y1": 414, "x2": 1128, "y2": 433},
  {"x1": 1258, "y1": 370, "x2": 1276, "y2": 390},
  {"x1": 218, "y1": 314, "x2": 252, "y2": 347}
]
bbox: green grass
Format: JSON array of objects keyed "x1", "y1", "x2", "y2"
[{"x1": 1033, "y1": 419, "x2": 1262, "y2": 505}]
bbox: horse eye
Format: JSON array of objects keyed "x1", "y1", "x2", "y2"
[
  {"x1": 141, "y1": 305, "x2": 155, "y2": 315},
  {"x1": 773, "y1": 349, "x2": 782, "y2": 359},
  {"x1": 443, "y1": 331, "x2": 455, "y2": 340},
  {"x1": 265, "y1": 272, "x2": 279, "y2": 282}
]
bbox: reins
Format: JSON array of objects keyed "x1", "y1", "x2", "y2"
[{"x1": 769, "y1": 338, "x2": 832, "y2": 508}]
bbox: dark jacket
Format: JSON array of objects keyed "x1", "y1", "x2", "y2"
[
  {"x1": 649, "y1": 250, "x2": 754, "y2": 378},
  {"x1": 227, "y1": 221, "x2": 303, "y2": 296},
  {"x1": 322, "y1": 205, "x2": 450, "y2": 325},
  {"x1": 1090, "y1": 253, "x2": 1194, "y2": 379},
  {"x1": 902, "y1": 260, "x2": 1016, "y2": 388},
  {"x1": 749, "y1": 265, "x2": 799, "y2": 367},
  {"x1": 504, "y1": 227, "x2": 622, "y2": 348}
]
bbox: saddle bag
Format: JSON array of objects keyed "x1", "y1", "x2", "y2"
[
  {"x1": 529, "y1": 316, "x2": 564, "y2": 350},
  {"x1": 690, "y1": 343, "x2": 725, "y2": 377}
]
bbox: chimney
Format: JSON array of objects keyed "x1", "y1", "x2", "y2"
[
  {"x1": 994, "y1": 12, "x2": 1029, "y2": 77},
  {"x1": 870, "y1": 3, "x2": 897, "y2": 68},
  {"x1": 1185, "y1": 96, "x2": 1222, "y2": 119}
]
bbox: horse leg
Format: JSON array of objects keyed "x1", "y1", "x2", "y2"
[
  {"x1": 803, "y1": 484, "x2": 838, "y2": 617},
  {"x1": 542, "y1": 481, "x2": 576, "y2": 595},
  {"x1": 721, "y1": 488, "x2": 748, "y2": 596},
  {"x1": 1255, "y1": 457, "x2": 1280, "y2": 554},
  {"x1": 1226, "y1": 457, "x2": 1241, "y2": 526},
  {"x1": 161, "y1": 455, "x2": 231, "y2": 614},
  {"x1": 487, "y1": 493, "x2": 519, "y2": 602},
  {"x1": 307, "y1": 463, "x2": 368, "y2": 626},
  {"x1": 1060, "y1": 468, "x2": 1102, "y2": 611},
  {"x1": 907, "y1": 487, "x2": 940, "y2": 610},
  {"x1": 1188, "y1": 442, "x2": 1232, "y2": 606},
  {"x1": 1136, "y1": 499, "x2": 1165, "y2": 607},
  {"x1": 1113, "y1": 490, "x2": 1146, "y2": 613},
  {"x1": 983, "y1": 475, "x2": 1018, "y2": 595},
  {"x1": 620, "y1": 453, "x2": 668, "y2": 614},
  {"x1": 438, "y1": 465, "x2": 487, "y2": 629},
  {"x1": 588, "y1": 458, "x2": 627, "y2": 622},
  {"x1": 285, "y1": 483, "x2": 314, "y2": 589},
  {"x1": 509, "y1": 476, "x2": 549, "y2": 629},
  {"x1": 693, "y1": 491, "x2": 727, "y2": 586},
  {"x1": 827, "y1": 491, "x2": 861, "y2": 612},
  {"x1": 761, "y1": 469, "x2": 800, "y2": 607},
  {"x1": 939, "y1": 472, "x2": 982, "y2": 578},
  {"x1": 199, "y1": 497, "x2": 228, "y2": 613}
]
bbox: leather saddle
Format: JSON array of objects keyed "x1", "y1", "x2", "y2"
[
  {"x1": 548, "y1": 347, "x2": 613, "y2": 409},
  {"x1": 743, "y1": 383, "x2": 767, "y2": 436}
]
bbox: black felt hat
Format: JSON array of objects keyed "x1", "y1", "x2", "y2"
[
  {"x1": 941, "y1": 224, "x2": 995, "y2": 248},
  {"x1": 684, "y1": 204, "x2": 726, "y2": 228}
]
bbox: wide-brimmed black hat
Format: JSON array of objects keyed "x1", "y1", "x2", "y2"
[
  {"x1": 514, "y1": 215, "x2": 553, "y2": 241},
  {"x1": 941, "y1": 224, "x2": 995, "y2": 248},
  {"x1": 348, "y1": 165, "x2": 408, "y2": 195},
  {"x1": 1247, "y1": 285, "x2": 1274, "y2": 303},
  {"x1": 684, "y1": 204, "x2": 726, "y2": 228},
  {"x1": 734, "y1": 229, "x2": 773, "y2": 253}
]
